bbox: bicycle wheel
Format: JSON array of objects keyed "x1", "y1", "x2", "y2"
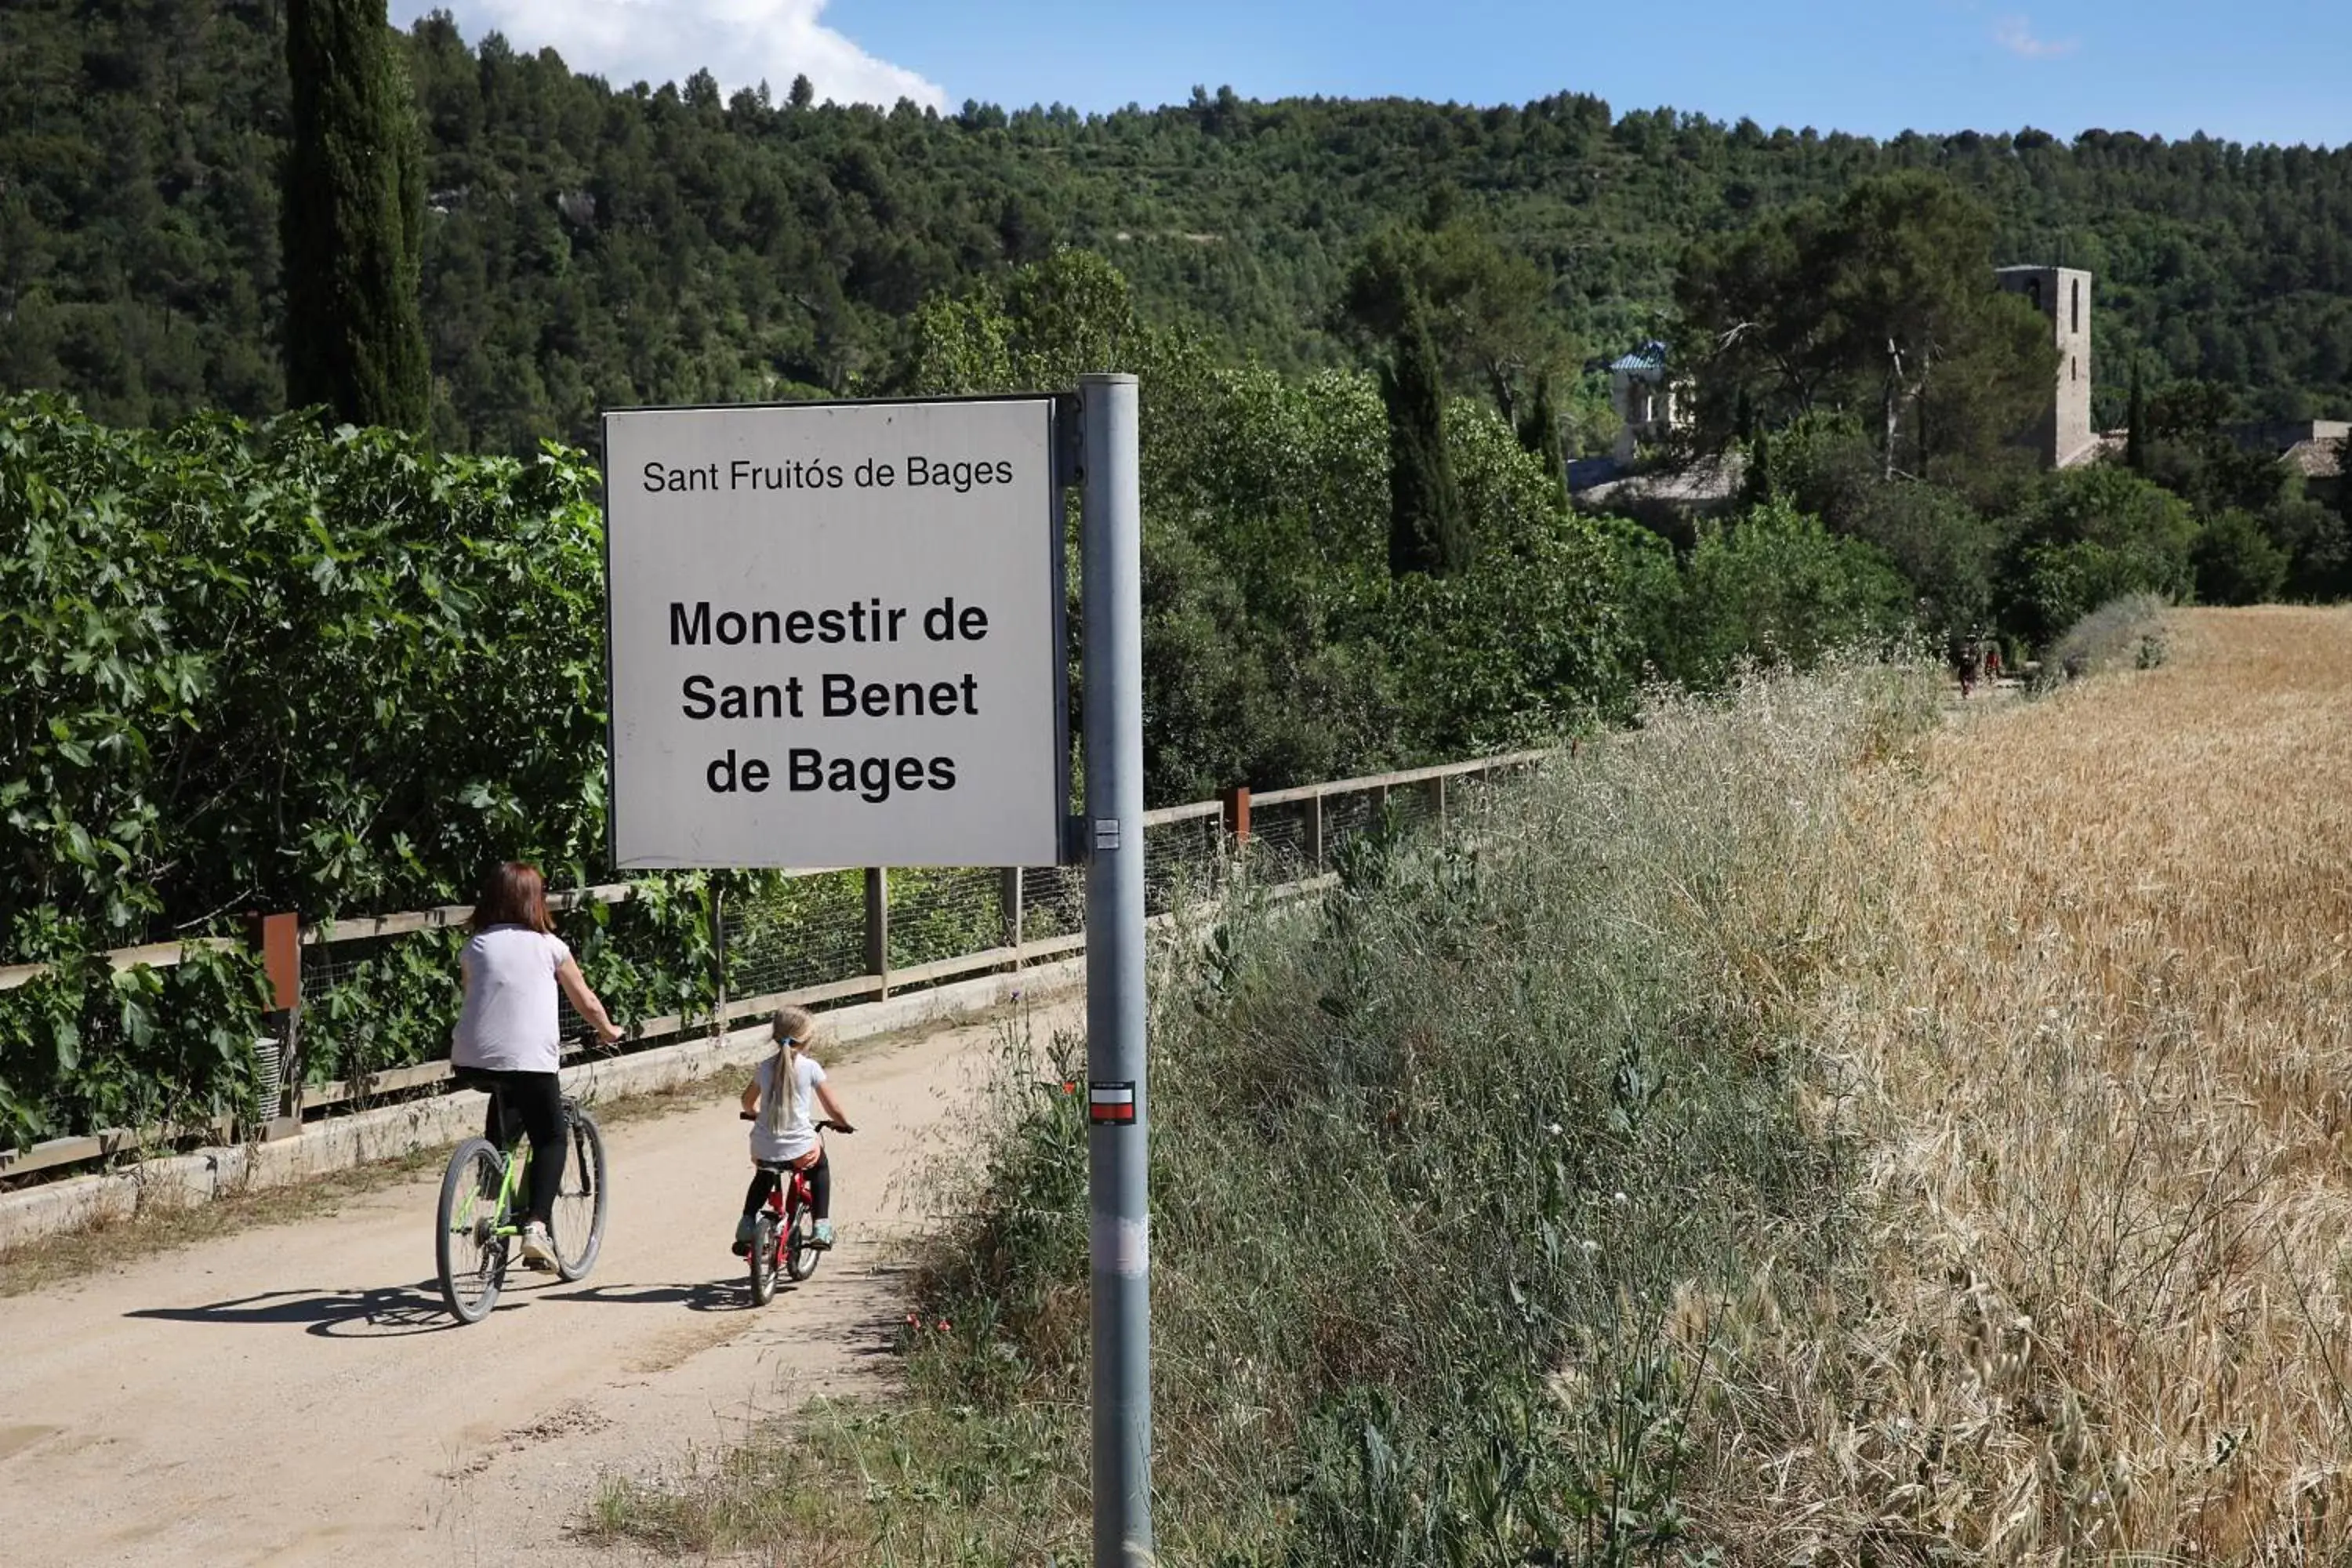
[
  {"x1": 436, "y1": 1138, "x2": 510, "y2": 1324},
  {"x1": 550, "y1": 1101, "x2": 608, "y2": 1282},
  {"x1": 748, "y1": 1211, "x2": 780, "y2": 1306},
  {"x1": 786, "y1": 1198, "x2": 822, "y2": 1283}
]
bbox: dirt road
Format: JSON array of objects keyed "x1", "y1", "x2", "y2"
[{"x1": 0, "y1": 996, "x2": 1075, "y2": 1567}]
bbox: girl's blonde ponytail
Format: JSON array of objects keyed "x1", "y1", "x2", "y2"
[{"x1": 760, "y1": 1006, "x2": 819, "y2": 1138}]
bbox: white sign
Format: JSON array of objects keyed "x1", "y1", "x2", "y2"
[{"x1": 603, "y1": 398, "x2": 1065, "y2": 869}]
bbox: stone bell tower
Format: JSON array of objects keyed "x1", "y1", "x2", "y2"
[{"x1": 1994, "y1": 264, "x2": 2094, "y2": 469}]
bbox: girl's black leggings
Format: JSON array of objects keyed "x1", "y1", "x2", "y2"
[
  {"x1": 742, "y1": 1146, "x2": 829, "y2": 1220},
  {"x1": 471, "y1": 1069, "x2": 567, "y2": 1228}
]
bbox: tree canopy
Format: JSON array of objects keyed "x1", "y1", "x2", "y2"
[
  {"x1": 1676, "y1": 172, "x2": 2058, "y2": 479},
  {"x1": 2, "y1": 2, "x2": 2348, "y2": 448},
  {"x1": 281, "y1": 0, "x2": 431, "y2": 430}
]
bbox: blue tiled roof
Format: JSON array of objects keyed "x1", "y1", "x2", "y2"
[{"x1": 1609, "y1": 340, "x2": 1668, "y2": 372}]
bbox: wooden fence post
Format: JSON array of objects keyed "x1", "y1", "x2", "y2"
[
  {"x1": 1436, "y1": 774, "x2": 1448, "y2": 840},
  {"x1": 249, "y1": 910, "x2": 302, "y2": 1139},
  {"x1": 866, "y1": 868, "x2": 890, "y2": 1000},
  {"x1": 1221, "y1": 785, "x2": 1252, "y2": 847},
  {"x1": 1000, "y1": 866, "x2": 1024, "y2": 971},
  {"x1": 710, "y1": 883, "x2": 728, "y2": 1041},
  {"x1": 1308, "y1": 791, "x2": 1325, "y2": 872}
]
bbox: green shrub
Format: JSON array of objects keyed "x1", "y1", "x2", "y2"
[
  {"x1": 2191, "y1": 509, "x2": 2290, "y2": 606},
  {"x1": 0, "y1": 394, "x2": 710, "y2": 1145},
  {"x1": 0, "y1": 394, "x2": 610, "y2": 938},
  {"x1": 1657, "y1": 501, "x2": 1913, "y2": 687},
  {"x1": 0, "y1": 938, "x2": 274, "y2": 1155},
  {"x1": 2033, "y1": 593, "x2": 2171, "y2": 691},
  {"x1": 1998, "y1": 466, "x2": 2197, "y2": 642}
]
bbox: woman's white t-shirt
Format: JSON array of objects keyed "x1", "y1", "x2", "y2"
[
  {"x1": 451, "y1": 926, "x2": 572, "y2": 1074},
  {"x1": 750, "y1": 1052, "x2": 827, "y2": 1164}
]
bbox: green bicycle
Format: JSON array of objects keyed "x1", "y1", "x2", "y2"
[{"x1": 434, "y1": 1080, "x2": 608, "y2": 1323}]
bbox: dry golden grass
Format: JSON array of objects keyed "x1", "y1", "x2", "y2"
[{"x1": 1692, "y1": 607, "x2": 2352, "y2": 1564}]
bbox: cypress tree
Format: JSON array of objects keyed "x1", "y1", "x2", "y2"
[
  {"x1": 2336, "y1": 433, "x2": 2352, "y2": 531},
  {"x1": 282, "y1": 0, "x2": 430, "y2": 431},
  {"x1": 2125, "y1": 357, "x2": 2148, "y2": 471},
  {"x1": 1383, "y1": 296, "x2": 1468, "y2": 577},
  {"x1": 1517, "y1": 369, "x2": 1568, "y2": 504}
]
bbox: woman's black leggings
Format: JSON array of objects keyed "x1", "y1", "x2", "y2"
[
  {"x1": 742, "y1": 1147, "x2": 829, "y2": 1221},
  {"x1": 474, "y1": 1069, "x2": 567, "y2": 1228}
]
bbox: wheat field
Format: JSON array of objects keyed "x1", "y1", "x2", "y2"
[{"x1": 1696, "y1": 607, "x2": 2352, "y2": 1564}]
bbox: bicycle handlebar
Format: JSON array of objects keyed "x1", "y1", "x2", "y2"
[{"x1": 736, "y1": 1112, "x2": 854, "y2": 1134}]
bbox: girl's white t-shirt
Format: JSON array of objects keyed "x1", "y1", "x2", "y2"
[
  {"x1": 450, "y1": 926, "x2": 572, "y2": 1074},
  {"x1": 750, "y1": 1052, "x2": 827, "y2": 1164}
]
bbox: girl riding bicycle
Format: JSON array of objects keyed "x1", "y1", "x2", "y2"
[
  {"x1": 450, "y1": 861, "x2": 620, "y2": 1269},
  {"x1": 733, "y1": 1006, "x2": 855, "y2": 1257}
]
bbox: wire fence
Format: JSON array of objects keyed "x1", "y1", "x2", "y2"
[{"x1": 0, "y1": 750, "x2": 1551, "y2": 1179}]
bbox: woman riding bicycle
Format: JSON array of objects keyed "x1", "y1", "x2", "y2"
[
  {"x1": 734, "y1": 1005, "x2": 855, "y2": 1256},
  {"x1": 450, "y1": 862, "x2": 619, "y2": 1269}
]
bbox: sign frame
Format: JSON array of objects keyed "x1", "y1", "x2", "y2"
[{"x1": 597, "y1": 392, "x2": 1076, "y2": 873}]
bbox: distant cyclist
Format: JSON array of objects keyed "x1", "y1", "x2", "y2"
[
  {"x1": 734, "y1": 1006, "x2": 855, "y2": 1257},
  {"x1": 450, "y1": 862, "x2": 620, "y2": 1269}
]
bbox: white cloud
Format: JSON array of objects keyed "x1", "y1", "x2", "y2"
[
  {"x1": 394, "y1": 0, "x2": 946, "y2": 109},
  {"x1": 1991, "y1": 14, "x2": 2080, "y2": 60}
]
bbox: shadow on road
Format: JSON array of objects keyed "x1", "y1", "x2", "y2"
[
  {"x1": 543, "y1": 1279, "x2": 743, "y2": 1312},
  {"x1": 123, "y1": 1281, "x2": 488, "y2": 1338}
]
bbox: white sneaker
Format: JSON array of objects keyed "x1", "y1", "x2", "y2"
[{"x1": 519, "y1": 1221, "x2": 557, "y2": 1270}]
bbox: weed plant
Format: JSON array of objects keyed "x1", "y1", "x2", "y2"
[
  {"x1": 2032, "y1": 591, "x2": 2169, "y2": 690},
  {"x1": 593, "y1": 656, "x2": 1940, "y2": 1565}
]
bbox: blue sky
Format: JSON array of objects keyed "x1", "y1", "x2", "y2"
[{"x1": 389, "y1": 0, "x2": 2350, "y2": 149}]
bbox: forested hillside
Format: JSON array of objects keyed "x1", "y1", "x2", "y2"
[{"x1": 4, "y1": 0, "x2": 2350, "y2": 452}]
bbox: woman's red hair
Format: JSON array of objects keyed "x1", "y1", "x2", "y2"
[{"x1": 472, "y1": 862, "x2": 553, "y2": 934}]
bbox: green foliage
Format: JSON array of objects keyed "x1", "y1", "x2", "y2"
[
  {"x1": 6, "y1": 5, "x2": 2348, "y2": 448},
  {"x1": 1740, "y1": 411, "x2": 2008, "y2": 637},
  {"x1": 913, "y1": 253, "x2": 1639, "y2": 801},
  {"x1": 2125, "y1": 358, "x2": 2150, "y2": 471},
  {"x1": 906, "y1": 248, "x2": 1161, "y2": 397},
  {"x1": 2191, "y1": 509, "x2": 2291, "y2": 605},
  {"x1": 1518, "y1": 370, "x2": 1568, "y2": 504},
  {"x1": 1337, "y1": 207, "x2": 1564, "y2": 422},
  {"x1": 0, "y1": 393, "x2": 723, "y2": 1145},
  {"x1": 1678, "y1": 172, "x2": 2060, "y2": 478},
  {"x1": 1384, "y1": 296, "x2": 1469, "y2": 578},
  {"x1": 2270, "y1": 484, "x2": 2352, "y2": 601},
  {"x1": 787, "y1": 660, "x2": 1939, "y2": 1564},
  {"x1": 1383, "y1": 521, "x2": 1638, "y2": 757},
  {"x1": 2122, "y1": 375, "x2": 2349, "y2": 606},
  {"x1": 282, "y1": 0, "x2": 430, "y2": 430},
  {"x1": 1140, "y1": 513, "x2": 1391, "y2": 797},
  {"x1": 2141, "y1": 437, "x2": 2288, "y2": 521},
  {"x1": 1997, "y1": 465, "x2": 2198, "y2": 644},
  {"x1": 0, "y1": 940, "x2": 275, "y2": 1159},
  {"x1": 1644, "y1": 502, "x2": 1913, "y2": 688},
  {"x1": 0, "y1": 394, "x2": 609, "y2": 937}
]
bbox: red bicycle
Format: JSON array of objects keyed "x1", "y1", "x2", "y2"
[{"x1": 739, "y1": 1116, "x2": 849, "y2": 1306}]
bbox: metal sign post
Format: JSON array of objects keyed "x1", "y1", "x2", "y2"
[{"x1": 1078, "y1": 372, "x2": 1153, "y2": 1564}]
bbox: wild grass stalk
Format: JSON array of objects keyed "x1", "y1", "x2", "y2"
[
  {"x1": 591, "y1": 654, "x2": 1940, "y2": 1564},
  {"x1": 1685, "y1": 607, "x2": 2352, "y2": 1563}
]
